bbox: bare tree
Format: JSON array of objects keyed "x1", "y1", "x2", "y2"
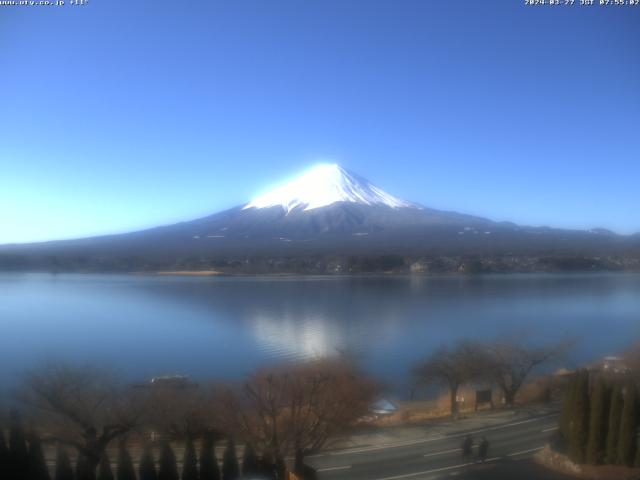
[
  {"x1": 143, "y1": 379, "x2": 219, "y2": 439},
  {"x1": 414, "y1": 342, "x2": 483, "y2": 417},
  {"x1": 19, "y1": 364, "x2": 146, "y2": 480},
  {"x1": 480, "y1": 338, "x2": 570, "y2": 406},
  {"x1": 220, "y1": 358, "x2": 377, "y2": 461}
]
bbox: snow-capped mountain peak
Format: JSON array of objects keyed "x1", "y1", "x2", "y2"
[{"x1": 243, "y1": 164, "x2": 418, "y2": 213}]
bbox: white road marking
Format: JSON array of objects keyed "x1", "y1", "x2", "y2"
[
  {"x1": 375, "y1": 457, "x2": 501, "y2": 480},
  {"x1": 542, "y1": 426, "x2": 558, "y2": 432},
  {"x1": 464, "y1": 414, "x2": 558, "y2": 437},
  {"x1": 423, "y1": 448, "x2": 460, "y2": 457},
  {"x1": 375, "y1": 461, "x2": 475, "y2": 480},
  {"x1": 316, "y1": 464, "x2": 352, "y2": 472},
  {"x1": 310, "y1": 413, "x2": 558, "y2": 458},
  {"x1": 308, "y1": 437, "x2": 445, "y2": 457},
  {"x1": 507, "y1": 446, "x2": 544, "y2": 457}
]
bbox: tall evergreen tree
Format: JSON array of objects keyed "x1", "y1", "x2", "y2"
[
  {"x1": 221, "y1": 440, "x2": 239, "y2": 480},
  {"x1": 139, "y1": 444, "x2": 157, "y2": 480},
  {"x1": 199, "y1": 435, "x2": 220, "y2": 480},
  {"x1": 9, "y1": 410, "x2": 29, "y2": 480},
  {"x1": 97, "y1": 451, "x2": 114, "y2": 480},
  {"x1": 293, "y1": 450, "x2": 305, "y2": 477},
  {"x1": 635, "y1": 439, "x2": 640, "y2": 468},
  {"x1": 606, "y1": 384, "x2": 623, "y2": 464},
  {"x1": 274, "y1": 455, "x2": 286, "y2": 480},
  {"x1": 116, "y1": 442, "x2": 136, "y2": 480},
  {"x1": 27, "y1": 434, "x2": 51, "y2": 480},
  {"x1": 76, "y1": 453, "x2": 95, "y2": 480},
  {"x1": 0, "y1": 428, "x2": 9, "y2": 479},
  {"x1": 568, "y1": 369, "x2": 590, "y2": 464},
  {"x1": 241, "y1": 444, "x2": 259, "y2": 478},
  {"x1": 586, "y1": 377, "x2": 609, "y2": 465},
  {"x1": 182, "y1": 437, "x2": 198, "y2": 480},
  {"x1": 559, "y1": 376, "x2": 576, "y2": 442},
  {"x1": 157, "y1": 441, "x2": 178, "y2": 480},
  {"x1": 258, "y1": 452, "x2": 275, "y2": 480},
  {"x1": 53, "y1": 447, "x2": 73, "y2": 480},
  {"x1": 617, "y1": 383, "x2": 638, "y2": 466}
]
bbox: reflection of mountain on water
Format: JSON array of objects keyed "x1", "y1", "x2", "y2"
[
  {"x1": 131, "y1": 276, "x2": 423, "y2": 363},
  {"x1": 250, "y1": 312, "x2": 347, "y2": 360},
  {"x1": 5, "y1": 273, "x2": 637, "y2": 390},
  {"x1": 249, "y1": 306, "x2": 410, "y2": 362}
]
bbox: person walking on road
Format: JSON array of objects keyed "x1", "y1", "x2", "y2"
[
  {"x1": 478, "y1": 437, "x2": 489, "y2": 463},
  {"x1": 461, "y1": 435, "x2": 473, "y2": 461}
]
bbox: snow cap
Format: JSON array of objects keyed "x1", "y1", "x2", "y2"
[{"x1": 243, "y1": 163, "x2": 417, "y2": 213}]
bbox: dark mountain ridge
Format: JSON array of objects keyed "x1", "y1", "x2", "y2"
[{"x1": 1, "y1": 202, "x2": 638, "y2": 274}]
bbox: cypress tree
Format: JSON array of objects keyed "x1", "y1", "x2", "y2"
[
  {"x1": 27, "y1": 434, "x2": 51, "y2": 480},
  {"x1": 274, "y1": 455, "x2": 286, "y2": 480},
  {"x1": 293, "y1": 450, "x2": 316, "y2": 480},
  {"x1": 559, "y1": 375, "x2": 576, "y2": 442},
  {"x1": 617, "y1": 383, "x2": 638, "y2": 467},
  {"x1": 9, "y1": 410, "x2": 29, "y2": 480},
  {"x1": 53, "y1": 447, "x2": 73, "y2": 480},
  {"x1": 586, "y1": 377, "x2": 609, "y2": 465},
  {"x1": 258, "y1": 452, "x2": 275, "y2": 480},
  {"x1": 76, "y1": 453, "x2": 95, "y2": 480},
  {"x1": 1, "y1": 428, "x2": 9, "y2": 479},
  {"x1": 199, "y1": 435, "x2": 220, "y2": 480},
  {"x1": 139, "y1": 444, "x2": 157, "y2": 480},
  {"x1": 116, "y1": 442, "x2": 136, "y2": 480},
  {"x1": 241, "y1": 444, "x2": 259, "y2": 478},
  {"x1": 221, "y1": 439, "x2": 239, "y2": 480},
  {"x1": 97, "y1": 451, "x2": 114, "y2": 480},
  {"x1": 568, "y1": 369, "x2": 590, "y2": 464},
  {"x1": 182, "y1": 437, "x2": 198, "y2": 480},
  {"x1": 157, "y1": 441, "x2": 178, "y2": 480},
  {"x1": 294, "y1": 450, "x2": 305, "y2": 476},
  {"x1": 605, "y1": 384, "x2": 623, "y2": 464}
]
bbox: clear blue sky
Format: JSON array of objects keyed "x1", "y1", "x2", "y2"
[{"x1": 1, "y1": 0, "x2": 639, "y2": 244}]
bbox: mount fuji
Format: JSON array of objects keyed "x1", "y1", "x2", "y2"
[
  {"x1": 243, "y1": 164, "x2": 417, "y2": 212},
  {"x1": 1, "y1": 164, "x2": 638, "y2": 273}
]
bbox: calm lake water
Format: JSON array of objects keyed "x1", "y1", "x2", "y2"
[{"x1": 1, "y1": 273, "x2": 639, "y2": 394}]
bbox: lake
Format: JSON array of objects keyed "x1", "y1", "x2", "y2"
[{"x1": 1, "y1": 273, "x2": 639, "y2": 395}]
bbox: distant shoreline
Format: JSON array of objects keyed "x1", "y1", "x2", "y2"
[
  {"x1": 154, "y1": 270, "x2": 223, "y2": 276},
  {"x1": 2, "y1": 269, "x2": 640, "y2": 277}
]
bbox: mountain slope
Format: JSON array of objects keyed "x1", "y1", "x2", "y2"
[{"x1": 1, "y1": 164, "x2": 639, "y2": 273}]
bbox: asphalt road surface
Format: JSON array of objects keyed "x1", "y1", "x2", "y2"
[{"x1": 308, "y1": 413, "x2": 563, "y2": 480}]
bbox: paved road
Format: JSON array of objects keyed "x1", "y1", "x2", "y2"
[{"x1": 307, "y1": 413, "x2": 560, "y2": 480}]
